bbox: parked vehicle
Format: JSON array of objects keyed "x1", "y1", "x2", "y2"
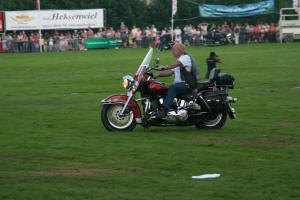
[
  {"x1": 204, "y1": 33, "x2": 235, "y2": 46},
  {"x1": 100, "y1": 48, "x2": 237, "y2": 131},
  {"x1": 279, "y1": 8, "x2": 300, "y2": 43}
]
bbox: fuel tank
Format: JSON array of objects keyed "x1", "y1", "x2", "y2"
[{"x1": 148, "y1": 80, "x2": 168, "y2": 95}]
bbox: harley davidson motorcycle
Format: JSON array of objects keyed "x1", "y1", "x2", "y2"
[{"x1": 100, "y1": 48, "x2": 237, "y2": 131}]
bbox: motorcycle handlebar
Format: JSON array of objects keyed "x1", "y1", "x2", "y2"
[{"x1": 147, "y1": 66, "x2": 159, "y2": 72}]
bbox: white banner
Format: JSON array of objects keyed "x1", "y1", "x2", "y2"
[
  {"x1": 5, "y1": 9, "x2": 104, "y2": 31},
  {"x1": 172, "y1": 0, "x2": 177, "y2": 16}
]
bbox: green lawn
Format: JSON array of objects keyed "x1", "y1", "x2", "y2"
[{"x1": 0, "y1": 43, "x2": 299, "y2": 200}]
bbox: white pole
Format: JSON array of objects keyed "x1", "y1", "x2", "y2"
[
  {"x1": 171, "y1": 0, "x2": 177, "y2": 42},
  {"x1": 171, "y1": 18, "x2": 174, "y2": 42},
  {"x1": 171, "y1": 0, "x2": 174, "y2": 42},
  {"x1": 38, "y1": 0, "x2": 42, "y2": 52}
]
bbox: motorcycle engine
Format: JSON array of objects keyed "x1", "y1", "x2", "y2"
[
  {"x1": 155, "y1": 98, "x2": 201, "y2": 123},
  {"x1": 165, "y1": 109, "x2": 188, "y2": 123}
]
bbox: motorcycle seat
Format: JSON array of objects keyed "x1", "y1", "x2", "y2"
[
  {"x1": 196, "y1": 81, "x2": 213, "y2": 92},
  {"x1": 177, "y1": 82, "x2": 214, "y2": 100}
]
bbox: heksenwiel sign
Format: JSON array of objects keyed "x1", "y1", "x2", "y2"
[
  {"x1": 0, "y1": 12, "x2": 3, "y2": 32},
  {"x1": 5, "y1": 9, "x2": 104, "y2": 31}
]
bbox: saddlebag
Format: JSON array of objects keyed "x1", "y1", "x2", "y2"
[{"x1": 200, "y1": 90, "x2": 228, "y2": 112}]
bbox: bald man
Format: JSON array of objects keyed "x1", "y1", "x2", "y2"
[{"x1": 154, "y1": 44, "x2": 200, "y2": 118}]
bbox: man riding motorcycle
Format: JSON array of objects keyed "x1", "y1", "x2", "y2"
[
  {"x1": 100, "y1": 47, "x2": 237, "y2": 131},
  {"x1": 153, "y1": 43, "x2": 200, "y2": 118}
]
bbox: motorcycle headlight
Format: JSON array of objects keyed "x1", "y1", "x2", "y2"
[{"x1": 122, "y1": 75, "x2": 134, "y2": 89}]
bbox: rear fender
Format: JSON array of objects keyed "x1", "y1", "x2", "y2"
[{"x1": 101, "y1": 94, "x2": 142, "y2": 120}]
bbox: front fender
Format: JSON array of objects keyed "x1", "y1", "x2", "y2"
[{"x1": 101, "y1": 94, "x2": 142, "y2": 120}]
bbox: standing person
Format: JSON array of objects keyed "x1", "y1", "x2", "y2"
[
  {"x1": 205, "y1": 52, "x2": 222, "y2": 79},
  {"x1": 254, "y1": 24, "x2": 260, "y2": 43},
  {"x1": 234, "y1": 24, "x2": 240, "y2": 45},
  {"x1": 72, "y1": 30, "x2": 79, "y2": 50},
  {"x1": 87, "y1": 27, "x2": 94, "y2": 39},
  {"x1": 131, "y1": 25, "x2": 137, "y2": 44},
  {"x1": 144, "y1": 26, "x2": 150, "y2": 47},
  {"x1": 110, "y1": 27, "x2": 115, "y2": 38},
  {"x1": 244, "y1": 23, "x2": 250, "y2": 42},
  {"x1": 115, "y1": 30, "x2": 121, "y2": 38},
  {"x1": 120, "y1": 22, "x2": 126, "y2": 47},
  {"x1": 17, "y1": 32, "x2": 24, "y2": 52},
  {"x1": 150, "y1": 25, "x2": 157, "y2": 48},
  {"x1": 54, "y1": 30, "x2": 59, "y2": 51},
  {"x1": 66, "y1": 32, "x2": 72, "y2": 51},
  {"x1": 248, "y1": 25, "x2": 255, "y2": 43},
  {"x1": 120, "y1": 22, "x2": 126, "y2": 36},
  {"x1": 200, "y1": 23, "x2": 208, "y2": 40},
  {"x1": 34, "y1": 32, "x2": 40, "y2": 52},
  {"x1": 96, "y1": 28, "x2": 104, "y2": 38},
  {"x1": 81, "y1": 30, "x2": 87, "y2": 50},
  {"x1": 1, "y1": 33, "x2": 8, "y2": 53},
  {"x1": 59, "y1": 33, "x2": 65, "y2": 51},
  {"x1": 174, "y1": 26, "x2": 182, "y2": 43},
  {"x1": 12, "y1": 33, "x2": 19, "y2": 53},
  {"x1": 49, "y1": 36, "x2": 54, "y2": 51},
  {"x1": 125, "y1": 27, "x2": 130, "y2": 47},
  {"x1": 196, "y1": 27, "x2": 201, "y2": 46},
  {"x1": 135, "y1": 28, "x2": 142, "y2": 48},
  {"x1": 30, "y1": 33, "x2": 35, "y2": 52},
  {"x1": 128, "y1": 33, "x2": 134, "y2": 48},
  {"x1": 106, "y1": 28, "x2": 112, "y2": 38},
  {"x1": 161, "y1": 27, "x2": 168, "y2": 37},
  {"x1": 269, "y1": 23, "x2": 276, "y2": 43},
  {"x1": 120, "y1": 22, "x2": 126, "y2": 32},
  {"x1": 183, "y1": 24, "x2": 189, "y2": 43},
  {"x1": 23, "y1": 32, "x2": 29, "y2": 52},
  {"x1": 153, "y1": 43, "x2": 200, "y2": 118},
  {"x1": 259, "y1": 23, "x2": 265, "y2": 42},
  {"x1": 191, "y1": 26, "x2": 197, "y2": 46}
]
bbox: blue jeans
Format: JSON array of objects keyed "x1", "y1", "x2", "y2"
[{"x1": 163, "y1": 82, "x2": 190, "y2": 109}]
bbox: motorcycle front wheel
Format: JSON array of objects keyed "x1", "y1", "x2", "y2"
[
  {"x1": 101, "y1": 104, "x2": 136, "y2": 131},
  {"x1": 195, "y1": 111, "x2": 227, "y2": 129}
]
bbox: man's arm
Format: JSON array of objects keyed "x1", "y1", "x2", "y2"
[
  {"x1": 157, "y1": 60, "x2": 182, "y2": 71},
  {"x1": 153, "y1": 70, "x2": 174, "y2": 78},
  {"x1": 153, "y1": 60, "x2": 182, "y2": 78}
]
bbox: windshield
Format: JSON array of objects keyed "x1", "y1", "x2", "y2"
[{"x1": 135, "y1": 48, "x2": 153, "y2": 82}]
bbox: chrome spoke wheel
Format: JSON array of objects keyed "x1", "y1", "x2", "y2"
[
  {"x1": 106, "y1": 104, "x2": 134, "y2": 130},
  {"x1": 204, "y1": 114, "x2": 223, "y2": 127},
  {"x1": 195, "y1": 111, "x2": 227, "y2": 129}
]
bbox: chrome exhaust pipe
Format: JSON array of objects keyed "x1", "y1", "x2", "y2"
[{"x1": 227, "y1": 96, "x2": 237, "y2": 103}]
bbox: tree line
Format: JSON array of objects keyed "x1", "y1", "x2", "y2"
[{"x1": 0, "y1": 0, "x2": 292, "y2": 29}]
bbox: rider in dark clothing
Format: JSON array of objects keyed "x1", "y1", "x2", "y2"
[{"x1": 205, "y1": 52, "x2": 222, "y2": 79}]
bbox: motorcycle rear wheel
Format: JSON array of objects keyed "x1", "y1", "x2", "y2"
[
  {"x1": 101, "y1": 104, "x2": 136, "y2": 131},
  {"x1": 195, "y1": 111, "x2": 227, "y2": 129}
]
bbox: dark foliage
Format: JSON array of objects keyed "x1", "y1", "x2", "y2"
[{"x1": 0, "y1": 0, "x2": 292, "y2": 29}]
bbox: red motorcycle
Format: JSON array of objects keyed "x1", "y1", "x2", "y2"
[{"x1": 101, "y1": 48, "x2": 237, "y2": 131}]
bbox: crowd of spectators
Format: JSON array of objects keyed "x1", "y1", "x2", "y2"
[{"x1": 0, "y1": 21, "x2": 280, "y2": 53}]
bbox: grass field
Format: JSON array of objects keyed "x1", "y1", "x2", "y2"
[{"x1": 0, "y1": 43, "x2": 300, "y2": 200}]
